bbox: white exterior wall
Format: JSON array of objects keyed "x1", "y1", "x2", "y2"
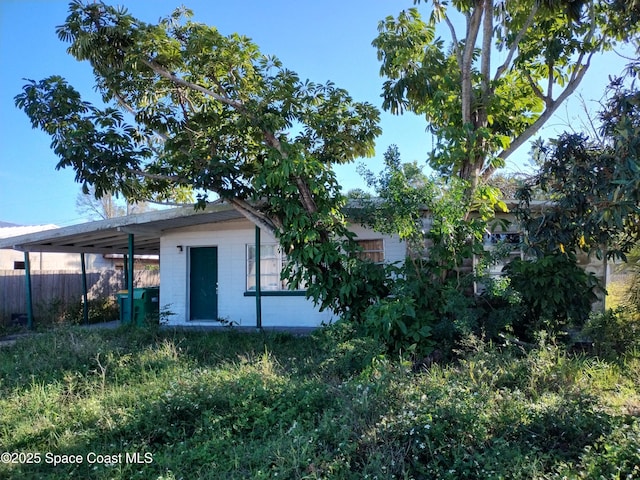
[
  {"x1": 160, "y1": 219, "x2": 333, "y2": 327},
  {"x1": 160, "y1": 219, "x2": 405, "y2": 328},
  {"x1": 347, "y1": 223, "x2": 406, "y2": 264}
]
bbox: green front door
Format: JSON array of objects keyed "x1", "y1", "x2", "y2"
[{"x1": 189, "y1": 247, "x2": 218, "y2": 320}]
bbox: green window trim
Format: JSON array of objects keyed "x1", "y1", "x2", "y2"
[{"x1": 244, "y1": 290, "x2": 307, "y2": 297}]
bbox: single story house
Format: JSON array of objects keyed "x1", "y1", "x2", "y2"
[
  {"x1": 0, "y1": 201, "x2": 609, "y2": 328},
  {"x1": 0, "y1": 202, "x2": 405, "y2": 328}
]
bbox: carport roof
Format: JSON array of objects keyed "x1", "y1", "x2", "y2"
[{"x1": 0, "y1": 203, "x2": 244, "y2": 255}]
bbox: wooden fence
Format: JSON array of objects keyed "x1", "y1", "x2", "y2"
[{"x1": 0, "y1": 269, "x2": 160, "y2": 324}]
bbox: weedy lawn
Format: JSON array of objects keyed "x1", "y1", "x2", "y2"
[{"x1": 0, "y1": 323, "x2": 639, "y2": 479}]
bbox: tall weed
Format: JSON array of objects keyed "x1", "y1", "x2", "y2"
[{"x1": 1, "y1": 326, "x2": 638, "y2": 479}]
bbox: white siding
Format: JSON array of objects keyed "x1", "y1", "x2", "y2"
[
  {"x1": 160, "y1": 219, "x2": 334, "y2": 328},
  {"x1": 160, "y1": 220, "x2": 405, "y2": 328}
]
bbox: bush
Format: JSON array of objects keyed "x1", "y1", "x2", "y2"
[
  {"x1": 552, "y1": 419, "x2": 640, "y2": 479},
  {"x1": 582, "y1": 307, "x2": 640, "y2": 358},
  {"x1": 362, "y1": 262, "x2": 481, "y2": 357},
  {"x1": 63, "y1": 297, "x2": 120, "y2": 325},
  {"x1": 503, "y1": 254, "x2": 602, "y2": 340},
  {"x1": 475, "y1": 276, "x2": 526, "y2": 341},
  {"x1": 363, "y1": 296, "x2": 435, "y2": 356}
]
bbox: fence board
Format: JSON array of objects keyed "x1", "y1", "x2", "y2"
[{"x1": 0, "y1": 270, "x2": 159, "y2": 323}]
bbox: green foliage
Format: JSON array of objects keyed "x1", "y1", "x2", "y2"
[
  {"x1": 516, "y1": 82, "x2": 640, "y2": 261},
  {"x1": 1, "y1": 327, "x2": 639, "y2": 479},
  {"x1": 373, "y1": 0, "x2": 640, "y2": 188},
  {"x1": 583, "y1": 307, "x2": 640, "y2": 359},
  {"x1": 14, "y1": 1, "x2": 388, "y2": 320},
  {"x1": 27, "y1": 296, "x2": 119, "y2": 328},
  {"x1": 503, "y1": 254, "x2": 601, "y2": 338},
  {"x1": 474, "y1": 276, "x2": 525, "y2": 340},
  {"x1": 356, "y1": 147, "x2": 494, "y2": 354},
  {"x1": 363, "y1": 293, "x2": 435, "y2": 356},
  {"x1": 510, "y1": 80, "x2": 640, "y2": 346}
]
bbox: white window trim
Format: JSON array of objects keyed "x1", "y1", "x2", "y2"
[{"x1": 246, "y1": 243, "x2": 305, "y2": 292}]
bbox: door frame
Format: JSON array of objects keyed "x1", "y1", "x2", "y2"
[{"x1": 188, "y1": 245, "x2": 219, "y2": 321}]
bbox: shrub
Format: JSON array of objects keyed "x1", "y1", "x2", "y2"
[
  {"x1": 582, "y1": 307, "x2": 640, "y2": 358},
  {"x1": 552, "y1": 419, "x2": 640, "y2": 479},
  {"x1": 363, "y1": 296, "x2": 435, "y2": 356},
  {"x1": 503, "y1": 254, "x2": 602, "y2": 340},
  {"x1": 475, "y1": 276, "x2": 526, "y2": 341}
]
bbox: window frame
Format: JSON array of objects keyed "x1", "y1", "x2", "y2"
[{"x1": 245, "y1": 243, "x2": 306, "y2": 296}]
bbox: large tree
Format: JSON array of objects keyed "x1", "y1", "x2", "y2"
[
  {"x1": 15, "y1": 1, "x2": 387, "y2": 318},
  {"x1": 373, "y1": 0, "x2": 640, "y2": 193}
]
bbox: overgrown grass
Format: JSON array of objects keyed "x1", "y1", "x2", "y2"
[{"x1": 0, "y1": 323, "x2": 639, "y2": 479}]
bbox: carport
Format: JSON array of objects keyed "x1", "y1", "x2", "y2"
[{"x1": 0, "y1": 203, "x2": 244, "y2": 328}]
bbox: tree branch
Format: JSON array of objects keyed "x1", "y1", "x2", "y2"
[
  {"x1": 113, "y1": 91, "x2": 170, "y2": 142},
  {"x1": 443, "y1": 12, "x2": 463, "y2": 70},
  {"x1": 484, "y1": 52, "x2": 594, "y2": 179},
  {"x1": 494, "y1": 5, "x2": 538, "y2": 82},
  {"x1": 141, "y1": 59, "x2": 246, "y2": 112},
  {"x1": 524, "y1": 71, "x2": 549, "y2": 105},
  {"x1": 142, "y1": 57, "x2": 321, "y2": 223},
  {"x1": 259, "y1": 129, "x2": 318, "y2": 216},
  {"x1": 480, "y1": 0, "x2": 493, "y2": 110},
  {"x1": 227, "y1": 197, "x2": 281, "y2": 235},
  {"x1": 547, "y1": 58, "x2": 554, "y2": 102},
  {"x1": 129, "y1": 169, "x2": 186, "y2": 183},
  {"x1": 461, "y1": 2, "x2": 484, "y2": 124}
]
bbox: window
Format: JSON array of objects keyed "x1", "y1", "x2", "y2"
[
  {"x1": 356, "y1": 239, "x2": 384, "y2": 263},
  {"x1": 246, "y1": 244, "x2": 305, "y2": 292},
  {"x1": 474, "y1": 230, "x2": 525, "y2": 294},
  {"x1": 13, "y1": 261, "x2": 25, "y2": 270}
]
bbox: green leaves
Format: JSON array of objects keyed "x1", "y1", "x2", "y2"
[
  {"x1": 15, "y1": 76, "x2": 150, "y2": 200},
  {"x1": 363, "y1": 297, "x2": 435, "y2": 355},
  {"x1": 16, "y1": 1, "x2": 390, "y2": 319},
  {"x1": 504, "y1": 254, "x2": 602, "y2": 336},
  {"x1": 516, "y1": 81, "x2": 640, "y2": 262},
  {"x1": 373, "y1": 0, "x2": 640, "y2": 190}
]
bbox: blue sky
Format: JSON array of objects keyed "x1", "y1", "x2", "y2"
[{"x1": 0, "y1": 0, "x2": 633, "y2": 226}]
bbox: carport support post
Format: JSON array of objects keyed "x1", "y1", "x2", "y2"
[
  {"x1": 127, "y1": 234, "x2": 134, "y2": 324},
  {"x1": 255, "y1": 225, "x2": 262, "y2": 329},
  {"x1": 81, "y1": 253, "x2": 89, "y2": 325},
  {"x1": 24, "y1": 252, "x2": 33, "y2": 330}
]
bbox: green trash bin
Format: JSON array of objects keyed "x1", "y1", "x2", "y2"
[
  {"x1": 117, "y1": 287, "x2": 160, "y2": 325},
  {"x1": 140, "y1": 287, "x2": 160, "y2": 324}
]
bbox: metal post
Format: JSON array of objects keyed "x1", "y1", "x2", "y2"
[
  {"x1": 128, "y1": 234, "x2": 134, "y2": 324},
  {"x1": 123, "y1": 254, "x2": 128, "y2": 289},
  {"x1": 81, "y1": 253, "x2": 89, "y2": 325},
  {"x1": 24, "y1": 252, "x2": 33, "y2": 330},
  {"x1": 255, "y1": 225, "x2": 262, "y2": 329}
]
